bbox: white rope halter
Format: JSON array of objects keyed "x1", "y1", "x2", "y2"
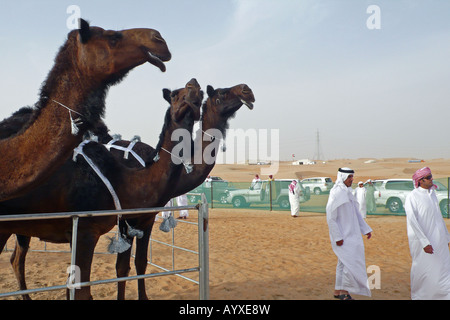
[{"x1": 104, "y1": 137, "x2": 146, "y2": 168}]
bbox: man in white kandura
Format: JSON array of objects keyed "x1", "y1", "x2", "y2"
[
  {"x1": 405, "y1": 167, "x2": 450, "y2": 300},
  {"x1": 326, "y1": 168, "x2": 373, "y2": 300},
  {"x1": 176, "y1": 193, "x2": 189, "y2": 219},
  {"x1": 353, "y1": 181, "x2": 367, "y2": 219},
  {"x1": 288, "y1": 180, "x2": 300, "y2": 218}
]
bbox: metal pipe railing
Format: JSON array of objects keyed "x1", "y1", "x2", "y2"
[{"x1": 0, "y1": 195, "x2": 209, "y2": 300}]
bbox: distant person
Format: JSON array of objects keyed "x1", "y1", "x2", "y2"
[
  {"x1": 176, "y1": 194, "x2": 189, "y2": 219},
  {"x1": 353, "y1": 181, "x2": 367, "y2": 219},
  {"x1": 364, "y1": 179, "x2": 377, "y2": 214},
  {"x1": 161, "y1": 198, "x2": 174, "y2": 219},
  {"x1": 268, "y1": 174, "x2": 277, "y2": 201},
  {"x1": 405, "y1": 167, "x2": 450, "y2": 300},
  {"x1": 326, "y1": 168, "x2": 373, "y2": 300},
  {"x1": 251, "y1": 174, "x2": 261, "y2": 189},
  {"x1": 204, "y1": 175, "x2": 212, "y2": 188},
  {"x1": 288, "y1": 180, "x2": 300, "y2": 217}
]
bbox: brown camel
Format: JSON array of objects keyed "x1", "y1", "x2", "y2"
[
  {"x1": 172, "y1": 84, "x2": 255, "y2": 196},
  {"x1": 0, "y1": 79, "x2": 202, "y2": 300},
  {"x1": 4, "y1": 83, "x2": 255, "y2": 300},
  {"x1": 0, "y1": 18, "x2": 171, "y2": 202},
  {"x1": 107, "y1": 83, "x2": 255, "y2": 300}
]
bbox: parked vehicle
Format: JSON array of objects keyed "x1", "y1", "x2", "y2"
[
  {"x1": 188, "y1": 176, "x2": 234, "y2": 204},
  {"x1": 224, "y1": 179, "x2": 311, "y2": 209},
  {"x1": 300, "y1": 177, "x2": 334, "y2": 195},
  {"x1": 373, "y1": 179, "x2": 449, "y2": 215}
]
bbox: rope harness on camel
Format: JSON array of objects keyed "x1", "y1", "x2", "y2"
[
  {"x1": 72, "y1": 139, "x2": 144, "y2": 253},
  {"x1": 52, "y1": 100, "x2": 83, "y2": 136},
  {"x1": 104, "y1": 135, "x2": 146, "y2": 168}
]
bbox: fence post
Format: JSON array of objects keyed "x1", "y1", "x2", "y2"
[
  {"x1": 210, "y1": 181, "x2": 214, "y2": 209},
  {"x1": 69, "y1": 215, "x2": 79, "y2": 300},
  {"x1": 199, "y1": 194, "x2": 210, "y2": 300},
  {"x1": 447, "y1": 177, "x2": 450, "y2": 219},
  {"x1": 269, "y1": 181, "x2": 273, "y2": 211}
]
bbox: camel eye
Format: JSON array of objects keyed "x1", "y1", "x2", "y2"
[
  {"x1": 109, "y1": 38, "x2": 118, "y2": 47},
  {"x1": 216, "y1": 98, "x2": 221, "y2": 104},
  {"x1": 107, "y1": 33, "x2": 122, "y2": 47}
]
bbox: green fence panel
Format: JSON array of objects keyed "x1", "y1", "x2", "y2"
[{"x1": 187, "y1": 178, "x2": 450, "y2": 218}]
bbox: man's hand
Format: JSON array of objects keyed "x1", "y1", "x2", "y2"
[
  {"x1": 366, "y1": 232, "x2": 372, "y2": 240},
  {"x1": 424, "y1": 244, "x2": 434, "y2": 254}
]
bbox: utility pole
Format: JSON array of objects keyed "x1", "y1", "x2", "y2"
[{"x1": 313, "y1": 129, "x2": 324, "y2": 161}]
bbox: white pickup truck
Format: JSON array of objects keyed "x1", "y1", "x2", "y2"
[{"x1": 224, "y1": 179, "x2": 311, "y2": 209}]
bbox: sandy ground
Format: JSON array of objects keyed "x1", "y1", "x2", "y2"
[{"x1": 0, "y1": 158, "x2": 449, "y2": 300}]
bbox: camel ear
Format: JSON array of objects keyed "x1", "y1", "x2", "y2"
[
  {"x1": 207, "y1": 85, "x2": 216, "y2": 98},
  {"x1": 163, "y1": 89, "x2": 171, "y2": 103},
  {"x1": 78, "y1": 18, "x2": 91, "y2": 44}
]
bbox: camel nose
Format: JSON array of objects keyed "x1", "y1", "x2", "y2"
[
  {"x1": 187, "y1": 78, "x2": 200, "y2": 89},
  {"x1": 240, "y1": 84, "x2": 255, "y2": 102}
]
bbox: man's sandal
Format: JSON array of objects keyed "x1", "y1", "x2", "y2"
[{"x1": 336, "y1": 294, "x2": 353, "y2": 300}]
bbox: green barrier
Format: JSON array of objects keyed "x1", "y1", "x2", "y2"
[{"x1": 187, "y1": 178, "x2": 450, "y2": 218}]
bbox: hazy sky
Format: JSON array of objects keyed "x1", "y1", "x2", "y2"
[{"x1": 1, "y1": 1, "x2": 449, "y2": 161}]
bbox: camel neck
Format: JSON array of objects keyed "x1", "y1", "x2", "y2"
[
  {"x1": 0, "y1": 61, "x2": 107, "y2": 201},
  {"x1": 171, "y1": 109, "x2": 225, "y2": 196},
  {"x1": 119, "y1": 115, "x2": 195, "y2": 208}
]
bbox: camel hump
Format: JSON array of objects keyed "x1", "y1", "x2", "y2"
[{"x1": 0, "y1": 106, "x2": 35, "y2": 139}]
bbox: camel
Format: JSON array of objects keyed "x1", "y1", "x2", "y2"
[
  {"x1": 0, "y1": 18, "x2": 171, "y2": 202},
  {"x1": 173, "y1": 84, "x2": 255, "y2": 196},
  {"x1": 4, "y1": 83, "x2": 255, "y2": 300},
  {"x1": 0, "y1": 79, "x2": 202, "y2": 299},
  {"x1": 110, "y1": 83, "x2": 255, "y2": 300}
]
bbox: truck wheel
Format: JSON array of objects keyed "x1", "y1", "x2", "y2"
[
  {"x1": 219, "y1": 193, "x2": 228, "y2": 204},
  {"x1": 387, "y1": 198, "x2": 403, "y2": 213},
  {"x1": 232, "y1": 196, "x2": 246, "y2": 208},
  {"x1": 189, "y1": 195, "x2": 199, "y2": 203},
  {"x1": 279, "y1": 198, "x2": 290, "y2": 209}
]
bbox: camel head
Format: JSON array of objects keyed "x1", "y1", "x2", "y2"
[
  {"x1": 205, "y1": 84, "x2": 255, "y2": 119},
  {"x1": 163, "y1": 78, "x2": 203, "y2": 122},
  {"x1": 73, "y1": 19, "x2": 171, "y2": 82}
]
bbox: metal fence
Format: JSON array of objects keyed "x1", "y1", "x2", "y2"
[
  {"x1": 188, "y1": 178, "x2": 450, "y2": 218},
  {"x1": 0, "y1": 194, "x2": 209, "y2": 300}
]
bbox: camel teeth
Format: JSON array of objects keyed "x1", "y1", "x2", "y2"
[
  {"x1": 241, "y1": 99, "x2": 254, "y2": 110},
  {"x1": 147, "y1": 51, "x2": 163, "y2": 63}
]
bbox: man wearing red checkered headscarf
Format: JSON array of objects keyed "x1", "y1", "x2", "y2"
[{"x1": 405, "y1": 167, "x2": 450, "y2": 299}]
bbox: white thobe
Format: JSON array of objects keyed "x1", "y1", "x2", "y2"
[
  {"x1": 177, "y1": 194, "x2": 189, "y2": 218},
  {"x1": 161, "y1": 199, "x2": 173, "y2": 219},
  {"x1": 327, "y1": 186, "x2": 373, "y2": 296},
  {"x1": 353, "y1": 187, "x2": 367, "y2": 218},
  {"x1": 405, "y1": 187, "x2": 450, "y2": 300},
  {"x1": 288, "y1": 183, "x2": 301, "y2": 217}
]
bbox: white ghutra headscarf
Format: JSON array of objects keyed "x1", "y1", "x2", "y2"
[{"x1": 326, "y1": 167, "x2": 356, "y2": 213}]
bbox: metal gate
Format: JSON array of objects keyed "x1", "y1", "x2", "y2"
[{"x1": 0, "y1": 195, "x2": 209, "y2": 300}]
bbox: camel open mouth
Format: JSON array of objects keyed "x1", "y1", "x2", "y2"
[
  {"x1": 241, "y1": 99, "x2": 254, "y2": 110},
  {"x1": 146, "y1": 51, "x2": 166, "y2": 72}
]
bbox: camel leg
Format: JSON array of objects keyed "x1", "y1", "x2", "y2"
[
  {"x1": 116, "y1": 238, "x2": 133, "y2": 300},
  {"x1": 67, "y1": 232, "x2": 99, "y2": 300},
  {"x1": 10, "y1": 235, "x2": 31, "y2": 300},
  {"x1": 134, "y1": 226, "x2": 153, "y2": 300}
]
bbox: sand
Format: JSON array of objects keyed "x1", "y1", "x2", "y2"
[{"x1": 1, "y1": 158, "x2": 449, "y2": 300}]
